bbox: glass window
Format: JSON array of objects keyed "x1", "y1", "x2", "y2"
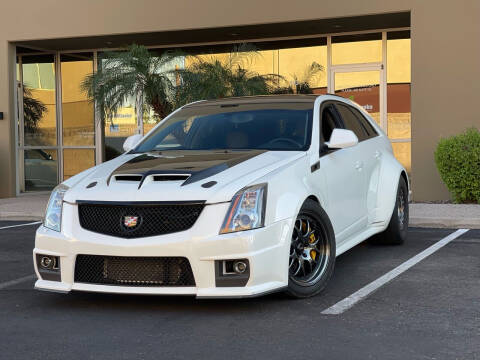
[
  {"x1": 349, "y1": 106, "x2": 378, "y2": 138},
  {"x1": 61, "y1": 53, "x2": 95, "y2": 146},
  {"x1": 24, "y1": 149, "x2": 58, "y2": 191},
  {"x1": 98, "y1": 53, "x2": 139, "y2": 160},
  {"x1": 22, "y1": 54, "x2": 56, "y2": 146},
  {"x1": 332, "y1": 33, "x2": 382, "y2": 65},
  {"x1": 335, "y1": 104, "x2": 368, "y2": 141},
  {"x1": 387, "y1": 32, "x2": 411, "y2": 172},
  {"x1": 387, "y1": 34, "x2": 411, "y2": 140},
  {"x1": 277, "y1": 44, "x2": 327, "y2": 93},
  {"x1": 135, "y1": 103, "x2": 313, "y2": 152},
  {"x1": 321, "y1": 105, "x2": 339, "y2": 145},
  {"x1": 392, "y1": 142, "x2": 411, "y2": 173},
  {"x1": 63, "y1": 149, "x2": 95, "y2": 180}
]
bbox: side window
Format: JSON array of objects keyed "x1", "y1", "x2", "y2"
[
  {"x1": 349, "y1": 106, "x2": 378, "y2": 138},
  {"x1": 320, "y1": 104, "x2": 341, "y2": 152},
  {"x1": 335, "y1": 104, "x2": 369, "y2": 142}
]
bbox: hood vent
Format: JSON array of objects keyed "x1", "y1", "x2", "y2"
[
  {"x1": 114, "y1": 175, "x2": 143, "y2": 182},
  {"x1": 153, "y1": 174, "x2": 190, "y2": 182}
]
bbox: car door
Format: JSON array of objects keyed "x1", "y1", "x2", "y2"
[
  {"x1": 336, "y1": 103, "x2": 382, "y2": 223},
  {"x1": 315, "y1": 102, "x2": 367, "y2": 244}
]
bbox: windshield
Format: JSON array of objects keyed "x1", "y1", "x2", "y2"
[{"x1": 134, "y1": 103, "x2": 313, "y2": 152}]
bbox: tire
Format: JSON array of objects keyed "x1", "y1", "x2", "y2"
[
  {"x1": 369, "y1": 176, "x2": 409, "y2": 245},
  {"x1": 286, "y1": 199, "x2": 336, "y2": 298}
]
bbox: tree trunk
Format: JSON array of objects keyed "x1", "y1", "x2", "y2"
[{"x1": 136, "y1": 91, "x2": 144, "y2": 135}]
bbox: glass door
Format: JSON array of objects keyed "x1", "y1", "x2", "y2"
[{"x1": 330, "y1": 66, "x2": 384, "y2": 128}]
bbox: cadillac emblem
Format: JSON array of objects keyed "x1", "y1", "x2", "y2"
[{"x1": 123, "y1": 216, "x2": 139, "y2": 228}]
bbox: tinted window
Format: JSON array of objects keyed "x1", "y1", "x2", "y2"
[
  {"x1": 135, "y1": 103, "x2": 313, "y2": 152},
  {"x1": 349, "y1": 106, "x2": 378, "y2": 138},
  {"x1": 321, "y1": 105, "x2": 338, "y2": 143},
  {"x1": 335, "y1": 104, "x2": 369, "y2": 141}
]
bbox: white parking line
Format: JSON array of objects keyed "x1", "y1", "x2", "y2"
[
  {"x1": 0, "y1": 275, "x2": 36, "y2": 290},
  {"x1": 0, "y1": 221, "x2": 42, "y2": 230},
  {"x1": 322, "y1": 228, "x2": 470, "y2": 315}
]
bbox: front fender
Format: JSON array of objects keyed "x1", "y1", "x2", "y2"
[{"x1": 256, "y1": 157, "x2": 326, "y2": 225}]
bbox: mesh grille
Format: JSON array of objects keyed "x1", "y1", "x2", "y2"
[
  {"x1": 78, "y1": 202, "x2": 204, "y2": 238},
  {"x1": 74, "y1": 255, "x2": 196, "y2": 287}
]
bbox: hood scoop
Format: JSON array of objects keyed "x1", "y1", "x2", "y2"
[
  {"x1": 153, "y1": 174, "x2": 190, "y2": 182},
  {"x1": 109, "y1": 172, "x2": 192, "y2": 189},
  {"x1": 114, "y1": 175, "x2": 143, "y2": 182}
]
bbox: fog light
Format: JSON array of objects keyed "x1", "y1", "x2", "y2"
[
  {"x1": 215, "y1": 259, "x2": 250, "y2": 287},
  {"x1": 233, "y1": 261, "x2": 247, "y2": 274},
  {"x1": 35, "y1": 254, "x2": 61, "y2": 282},
  {"x1": 40, "y1": 256, "x2": 53, "y2": 269}
]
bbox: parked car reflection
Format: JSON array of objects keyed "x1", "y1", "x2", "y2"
[{"x1": 24, "y1": 149, "x2": 57, "y2": 191}]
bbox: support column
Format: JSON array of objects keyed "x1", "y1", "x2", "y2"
[{"x1": 0, "y1": 41, "x2": 17, "y2": 198}]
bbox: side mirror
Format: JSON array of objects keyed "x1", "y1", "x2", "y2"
[
  {"x1": 325, "y1": 128, "x2": 358, "y2": 149},
  {"x1": 123, "y1": 134, "x2": 143, "y2": 152}
]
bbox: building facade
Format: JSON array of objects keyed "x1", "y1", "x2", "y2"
[{"x1": 0, "y1": 0, "x2": 479, "y2": 200}]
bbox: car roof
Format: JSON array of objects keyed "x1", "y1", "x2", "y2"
[{"x1": 183, "y1": 94, "x2": 320, "y2": 108}]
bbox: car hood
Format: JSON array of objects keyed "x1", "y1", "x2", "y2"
[{"x1": 64, "y1": 150, "x2": 306, "y2": 204}]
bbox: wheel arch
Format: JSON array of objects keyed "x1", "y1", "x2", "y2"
[{"x1": 373, "y1": 154, "x2": 409, "y2": 227}]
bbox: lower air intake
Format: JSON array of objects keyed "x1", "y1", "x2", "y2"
[{"x1": 74, "y1": 255, "x2": 196, "y2": 287}]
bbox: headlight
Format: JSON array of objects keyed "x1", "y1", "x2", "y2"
[
  {"x1": 220, "y1": 183, "x2": 267, "y2": 234},
  {"x1": 44, "y1": 184, "x2": 69, "y2": 232}
]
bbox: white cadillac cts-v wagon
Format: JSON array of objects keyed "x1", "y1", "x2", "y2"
[{"x1": 34, "y1": 95, "x2": 409, "y2": 298}]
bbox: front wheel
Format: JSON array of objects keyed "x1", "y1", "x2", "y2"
[{"x1": 286, "y1": 199, "x2": 336, "y2": 298}]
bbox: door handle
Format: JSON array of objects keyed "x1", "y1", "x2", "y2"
[
  {"x1": 374, "y1": 150, "x2": 382, "y2": 159},
  {"x1": 355, "y1": 161, "x2": 363, "y2": 171}
]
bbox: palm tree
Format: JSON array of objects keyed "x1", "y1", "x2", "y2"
[
  {"x1": 173, "y1": 45, "x2": 282, "y2": 108},
  {"x1": 81, "y1": 44, "x2": 181, "y2": 128}
]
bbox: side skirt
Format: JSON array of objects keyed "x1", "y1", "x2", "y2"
[{"x1": 335, "y1": 225, "x2": 385, "y2": 256}]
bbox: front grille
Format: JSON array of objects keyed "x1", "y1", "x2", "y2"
[
  {"x1": 78, "y1": 202, "x2": 204, "y2": 238},
  {"x1": 74, "y1": 255, "x2": 196, "y2": 287}
]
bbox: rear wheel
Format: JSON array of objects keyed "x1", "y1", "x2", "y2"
[
  {"x1": 370, "y1": 176, "x2": 409, "y2": 245},
  {"x1": 286, "y1": 199, "x2": 335, "y2": 298}
]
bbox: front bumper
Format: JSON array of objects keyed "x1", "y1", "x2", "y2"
[{"x1": 34, "y1": 202, "x2": 293, "y2": 298}]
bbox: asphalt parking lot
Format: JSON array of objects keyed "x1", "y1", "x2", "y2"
[{"x1": 0, "y1": 222, "x2": 479, "y2": 360}]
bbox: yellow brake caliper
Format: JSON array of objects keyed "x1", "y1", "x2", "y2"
[{"x1": 309, "y1": 233, "x2": 317, "y2": 260}]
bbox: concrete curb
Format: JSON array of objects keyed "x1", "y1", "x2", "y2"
[
  {"x1": 0, "y1": 194, "x2": 48, "y2": 222},
  {"x1": 409, "y1": 217, "x2": 480, "y2": 229},
  {"x1": 0, "y1": 214, "x2": 44, "y2": 222}
]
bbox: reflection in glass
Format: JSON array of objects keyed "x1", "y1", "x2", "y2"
[
  {"x1": 24, "y1": 149, "x2": 58, "y2": 191},
  {"x1": 332, "y1": 34, "x2": 382, "y2": 65},
  {"x1": 387, "y1": 38, "x2": 411, "y2": 139},
  {"x1": 392, "y1": 142, "x2": 411, "y2": 173},
  {"x1": 334, "y1": 71, "x2": 381, "y2": 124},
  {"x1": 63, "y1": 149, "x2": 95, "y2": 180},
  {"x1": 22, "y1": 55, "x2": 56, "y2": 146},
  {"x1": 98, "y1": 55, "x2": 138, "y2": 160},
  {"x1": 61, "y1": 53, "x2": 95, "y2": 146},
  {"x1": 277, "y1": 45, "x2": 327, "y2": 93},
  {"x1": 387, "y1": 35, "x2": 411, "y2": 171}
]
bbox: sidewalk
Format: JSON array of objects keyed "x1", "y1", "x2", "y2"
[
  {"x1": 0, "y1": 194, "x2": 479, "y2": 229},
  {"x1": 409, "y1": 203, "x2": 480, "y2": 229},
  {"x1": 0, "y1": 194, "x2": 49, "y2": 221}
]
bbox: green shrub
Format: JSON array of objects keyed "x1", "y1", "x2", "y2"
[{"x1": 434, "y1": 128, "x2": 480, "y2": 203}]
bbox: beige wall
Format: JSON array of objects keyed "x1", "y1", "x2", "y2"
[
  {"x1": 0, "y1": 0, "x2": 479, "y2": 200},
  {"x1": 410, "y1": 1, "x2": 480, "y2": 201}
]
